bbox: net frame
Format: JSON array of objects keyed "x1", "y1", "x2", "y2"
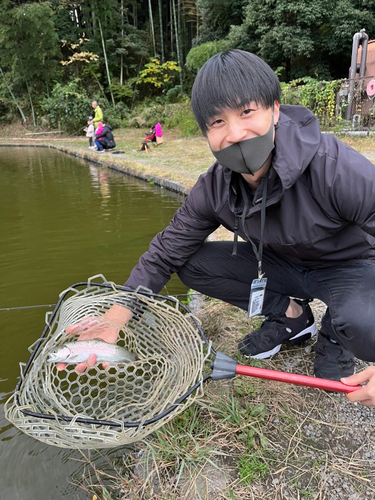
[{"x1": 5, "y1": 275, "x2": 214, "y2": 449}]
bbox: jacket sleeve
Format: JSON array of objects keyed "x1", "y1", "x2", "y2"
[
  {"x1": 125, "y1": 174, "x2": 220, "y2": 293},
  {"x1": 314, "y1": 139, "x2": 375, "y2": 236}
]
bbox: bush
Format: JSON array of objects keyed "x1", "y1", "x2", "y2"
[
  {"x1": 281, "y1": 78, "x2": 343, "y2": 127},
  {"x1": 166, "y1": 85, "x2": 184, "y2": 103},
  {"x1": 186, "y1": 40, "x2": 232, "y2": 73},
  {"x1": 123, "y1": 99, "x2": 200, "y2": 137},
  {"x1": 104, "y1": 102, "x2": 129, "y2": 129},
  {"x1": 163, "y1": 101, "x2": 200, "y2": 137},
  {"x1": 42, "y1": 81, "x2": 92, "y2": 132}
]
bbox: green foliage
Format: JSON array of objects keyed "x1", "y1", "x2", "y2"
[
  {"x1": 166, "y1": 85, "x2": 185, "y2": 103},
  {"x1": 136, "y1": 59, "x2": 181, "y2": 91},
  {"x1": 163, "y1": 101, "x2": 200, "y2": 137},
  {"x1": 124, "y1": 99, "x2": 200, "y2": 137},
  {"x1": 238, "y1": 452, "x2": 269, "y2": 485},
  {"x1": 195, "y1": 0, "x2": 246, "y2": 45},
  {"x1": 0, "y1": 1, "x2": 60, "y2": 83},
  {"x1": 145, "y1": 404, "x2": 217, "y2": 478},
  {"x1": 111, "y1": 79, "x2": 138, "y2": 101},
  {"x1": 226, "y1": 0, "x2": 375, "y2": 80},
  {"x1": 103, "y1": 102, "x2": 129, "y2": 129},
  {"x1": 281, "y1": 78, "x2": 343, "y2": 126},
  {"x1": 186, "y1": 40, "x2": 232, "y2": 73},
  {"x1": 42, "y1": 81, "x2": 92, "y2": 132}
]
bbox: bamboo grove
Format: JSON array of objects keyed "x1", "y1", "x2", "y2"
[{"x1": 1, "y1": 0, "x2": 375, "y2": 127}]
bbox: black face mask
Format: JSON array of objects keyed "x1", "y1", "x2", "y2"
[{"x1": 210, "y1": 115, "x2": 275, "y2": 175}]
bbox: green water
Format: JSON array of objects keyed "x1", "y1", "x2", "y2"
[{"x1": 0, "y1": 147, "x2": 187, "y2": 499}]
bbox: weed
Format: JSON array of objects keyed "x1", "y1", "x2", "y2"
[
  {"x1": 301, "y1": 488, "x2": 314, "y2": 499},
  {"x1": 237, "y1": 452, "x2": 269, "y2": 485}
]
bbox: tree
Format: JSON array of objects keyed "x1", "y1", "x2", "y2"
[
  {"x1": 136, "y1": 58, "x2": 181, "y2": 96},
  {"x1": 227, "y1": 0, "x2": 375, "y2": 80},
  {"x1": 0, "y1": 1, "x2": 60, "y2": 122},
  {"x1": 194, "y1": 0, "x2": 246, "y2": 45}
]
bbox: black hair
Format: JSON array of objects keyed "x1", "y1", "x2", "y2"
[{"x1": 191, "y1": 50, "x2": 281, "y2": 136}]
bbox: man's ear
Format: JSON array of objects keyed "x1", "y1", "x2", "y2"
[{"x1": 274, "y1": 101, "x2": 280, "y2": 125}]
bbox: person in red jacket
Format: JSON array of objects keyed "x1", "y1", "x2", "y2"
[{"x1": 58, "y1": 50, "x2": 375, "y2": 407}]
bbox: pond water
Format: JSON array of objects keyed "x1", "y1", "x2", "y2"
[{"x1": 0, "y1": 147, "x2": 187, "y2": 499}]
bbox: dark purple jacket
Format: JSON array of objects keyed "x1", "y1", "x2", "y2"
[{"x1": 126, "y1": 105, "x2": 375, "y2": 292}]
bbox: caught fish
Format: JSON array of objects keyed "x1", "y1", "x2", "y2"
[{"x1": 47, "y1": 339, "x2": 137, "y2": 364}]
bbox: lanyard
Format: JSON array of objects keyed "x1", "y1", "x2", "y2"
[{"x1": 238, "y1": 174, "x2": 268, "y2": 280}]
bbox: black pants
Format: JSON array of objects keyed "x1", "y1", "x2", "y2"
[{"x1": 178, "y1": 241, "x2": 375, "y2": 362}]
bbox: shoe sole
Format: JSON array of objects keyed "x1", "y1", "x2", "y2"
[{"x1": 245, "y1": 322, "x2": 318, "y2": 360}]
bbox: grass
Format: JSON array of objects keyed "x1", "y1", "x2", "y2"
[{"x1": 238, "y1": 452, "x2": 269, "y2": 485}]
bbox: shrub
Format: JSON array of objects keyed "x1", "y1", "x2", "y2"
[
  {"x1": 104, "y1": 102, "x2": 129, "y2": 129},
  {"x1": 281, "y1": 78, "x2": 343, "y2": 127},
  {"x1": 42, "y1": 81, "x2": 92, "y2": 132},
  {"x1": 163, "y1": 101, "x2": 200, "y2": 137}
]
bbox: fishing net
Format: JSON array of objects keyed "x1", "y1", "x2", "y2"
[{"x1": 5, "y1": 276, "x2": 210, "y2": 449}]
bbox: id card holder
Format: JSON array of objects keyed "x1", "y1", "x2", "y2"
[{"x1": 248, "y1": 278, "x2": 267, "y2": 318}]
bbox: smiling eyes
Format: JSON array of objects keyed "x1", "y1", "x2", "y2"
[{"x1": 208, "y1": 107, "x2": 257, "y2": 128}]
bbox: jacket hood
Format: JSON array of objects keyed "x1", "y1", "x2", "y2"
[{"x1": 273, "y1": 105, "x2": 321, "y2": 191}]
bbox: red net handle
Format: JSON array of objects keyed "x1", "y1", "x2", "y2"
[{"x1": 235, "y1": 364, "x2": 362, "y2": 393}]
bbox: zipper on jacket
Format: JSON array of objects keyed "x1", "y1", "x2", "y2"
[{"x1": 232, "y1": 214, "x2": 240, "y2": 256}]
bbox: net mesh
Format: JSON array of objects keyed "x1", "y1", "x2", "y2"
[{"x1": 5, "y1": 278, "x2": 209, "y2": 449}]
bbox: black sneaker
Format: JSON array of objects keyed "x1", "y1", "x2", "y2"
[
  {"x1": 314, "y1": 330, "x2": 355, "y2": 381},
  {"x1": 238, "y1": 300, "x2": 317, "y2": 359}
]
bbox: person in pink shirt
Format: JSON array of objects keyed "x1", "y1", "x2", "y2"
[
  {"x1": 154, "y1": 122, "x2": 163, "y2": 145},
  {"x1": 94, "y1": 122, "x2": 104, "y2": 151}
]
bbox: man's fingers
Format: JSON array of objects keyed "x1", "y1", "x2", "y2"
[
  {"x1": 341, "y1": 366, "x2": 375, "y2": 386},
  {"x1": 57, "y1": 362, "x2": 67, "y2": 371},
  {"x1": 65, "y1": 317, "x2": 101, "y2": 335},
  {"x1": 75, "y1": 363, "x2": 88, "y2": 374},
  {"x1": 87, "y1": 353, "x2": 97, "y2": 367}
]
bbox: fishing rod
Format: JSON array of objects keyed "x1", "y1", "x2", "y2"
[{"x1": 0, "y1": 293, "x2": 201, "y2": 311}]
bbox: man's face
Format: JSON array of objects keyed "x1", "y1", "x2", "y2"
[
  {"x1": 206, "y1": 101, "x2": 280, "y2": 185},
  {"x1": 206, "y1": 101, "x2": 279, "y2": 152},
  {"x1": 92, "y1": 103, "x2": 97, "y2": 110}
]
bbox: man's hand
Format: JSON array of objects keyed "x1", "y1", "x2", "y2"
[
  {"x1": 56, "y1": 304, "x2": 133, "y2": 373},
  {"x1": 341, "y1": 366, "x2": 375, "y2": 407}
]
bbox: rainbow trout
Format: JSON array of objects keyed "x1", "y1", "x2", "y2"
[{"x1": 47, "y1": 339, "x2": 137, "y2": 364}]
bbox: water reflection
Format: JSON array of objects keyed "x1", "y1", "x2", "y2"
[{"x1": 0, "y1": 147, "x2": 187, "y2": 499}]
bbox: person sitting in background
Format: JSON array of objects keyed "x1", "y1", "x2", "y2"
[
  {"x1": 154, "y1": 122, "x2": 163, "y2": 146},
  {"x1": 94, "y1": 121, "x2": 116, "y2": 153},
  {"x1": 138, "y1": 126, "x2": 156, "y2": 152},
  {"x1": 93, "y1": 122, "x2": 104, "y2": 151}
]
